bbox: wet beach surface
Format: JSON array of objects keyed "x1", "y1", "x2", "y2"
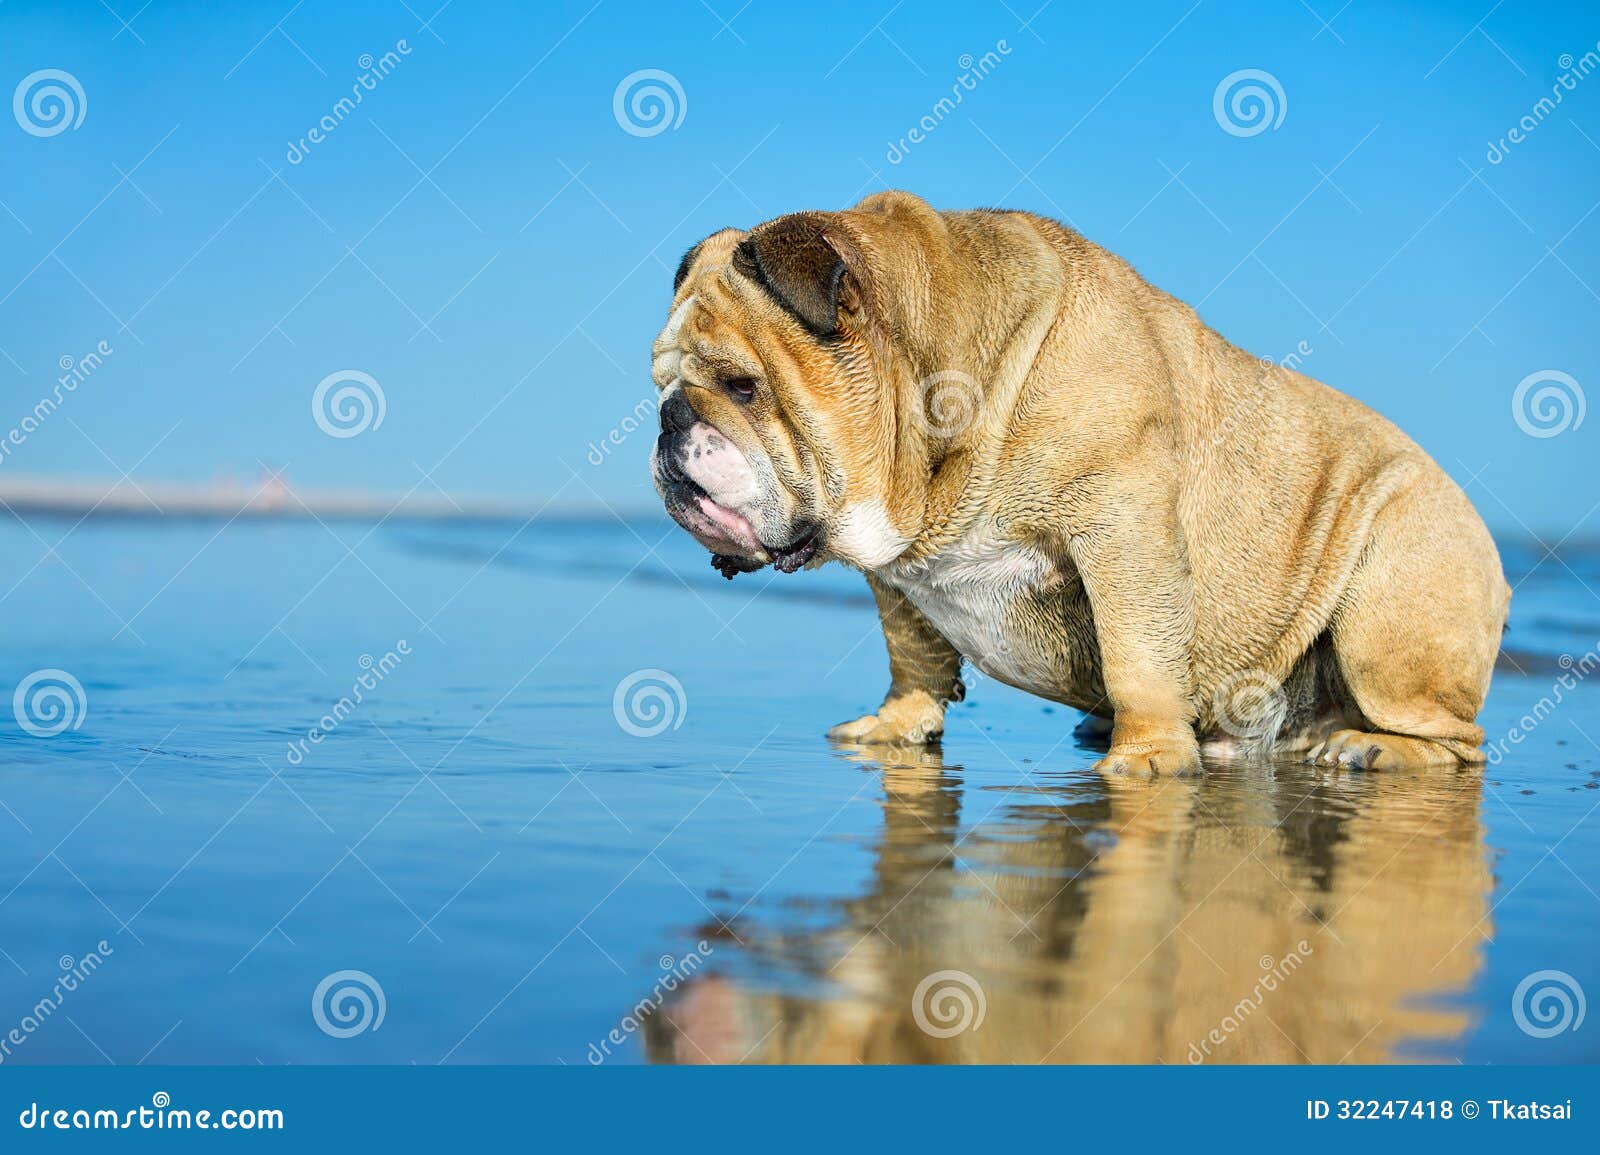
[{"x1": 0, "y1": 516, "x2": 1595, "y2": 1064}]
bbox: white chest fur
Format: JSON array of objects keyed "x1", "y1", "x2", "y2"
[{"x1": 879, "y1": 521, "x2": 1059, "y2": 693}]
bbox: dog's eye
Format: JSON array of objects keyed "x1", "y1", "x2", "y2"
[{"x1": 724, "y1": 377, "x2": 757, "y2": 402}]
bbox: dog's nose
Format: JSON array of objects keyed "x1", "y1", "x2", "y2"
[{"x1": 659, "y1": 390, "x2": 697, "y2": 435}]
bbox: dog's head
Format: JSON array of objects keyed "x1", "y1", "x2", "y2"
[{"x1": 649, "y1": 192, "x2": 966, "y2": 578}]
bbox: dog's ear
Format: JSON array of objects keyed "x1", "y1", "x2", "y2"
[{"x1": 732, "y1": 213, "x2": 861, "y2": 338}]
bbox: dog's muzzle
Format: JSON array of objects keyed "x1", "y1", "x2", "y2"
[{"x1": 651, "y1": 392, "x2": 820, "y2": 578}]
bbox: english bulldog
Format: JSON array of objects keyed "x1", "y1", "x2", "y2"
[{"x1": 649, "y1": 191, "x2": 1510, "y2": 775}]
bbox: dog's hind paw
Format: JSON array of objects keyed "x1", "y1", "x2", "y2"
[{"x1": 1306, "y1": 729, "x2": 1463, "y2": 770}]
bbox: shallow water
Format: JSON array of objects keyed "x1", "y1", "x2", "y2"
[{"x1": 0, "y1": 516, "x2": 1595, "y2": 1064}]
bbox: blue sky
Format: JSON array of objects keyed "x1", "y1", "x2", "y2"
[{"x1": 1, "y1": 0, "x2": 1596, "y2": 534}]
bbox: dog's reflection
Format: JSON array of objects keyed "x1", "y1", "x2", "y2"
[{"x1": 643, "y1": 743, "x2": 1492, "y2": 1064}]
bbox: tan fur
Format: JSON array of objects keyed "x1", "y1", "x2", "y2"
[{"x1": 651, "y1": 192, "x2": 1511, "y2": 774}]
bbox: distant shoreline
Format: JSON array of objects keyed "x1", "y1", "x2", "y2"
[
  {"x1": 0, "y1": 473, "x2": 1585, "y2": 546},
  {"x1": 0, "y1": 473, "x2": 659, "y2": 526}
]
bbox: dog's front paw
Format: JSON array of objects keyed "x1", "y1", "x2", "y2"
[
  {"x1": 827, "y1": 692, "x2": 945, "y2": 746},
  {"x1": 1092, "y1": 736, "x2": 1201, "y2": 779},
  {"x1": 826, "y1": 712, "x2": 941, "y2": 746}
]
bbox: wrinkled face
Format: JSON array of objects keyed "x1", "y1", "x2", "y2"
[{"x1": 649, "y1": 226, "x2": 904, "y2": 578}]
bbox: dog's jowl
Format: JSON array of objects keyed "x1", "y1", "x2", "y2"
[{"x1": 648, "y1": 192, "x2": 1510, "y2": 775}]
